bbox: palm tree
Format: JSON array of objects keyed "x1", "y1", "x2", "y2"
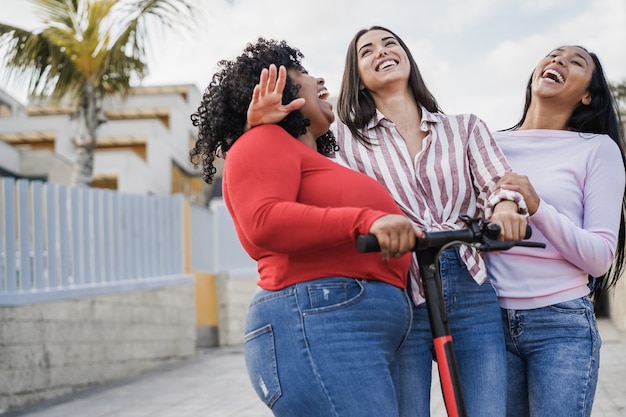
[{"x1": 0, "y1": 0, "x2": 197, "y2": 186}]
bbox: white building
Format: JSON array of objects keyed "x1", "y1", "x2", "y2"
[{"x1": 0, "y1": 84, "x2": 218, "y2": 203}]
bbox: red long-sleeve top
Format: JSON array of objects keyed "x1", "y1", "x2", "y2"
[{"x1": 223, "y1": 125, "x2": 411, "y2": 290}]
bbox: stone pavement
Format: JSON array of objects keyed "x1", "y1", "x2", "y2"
[{"x1": 3, "y1": 319, "x2": 625, "y2": 417}]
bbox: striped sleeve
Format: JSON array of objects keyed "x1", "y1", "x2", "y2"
[{"x1": 463, "y1": 115, "x2": 526, "y2": 217}]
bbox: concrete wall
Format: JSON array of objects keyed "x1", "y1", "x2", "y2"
[
  {"x1": 0, "y1": 283, "x2": 196, "y2": 412},
  {"x1": 215, "y1": 269, "x2": 259, "y2": 347},
  {"x1": 0, "y1": 140, "x2": 20, "y2": 174},
  {"x1": 19, "y1": 149, "x2": 73, "y2": 184}
]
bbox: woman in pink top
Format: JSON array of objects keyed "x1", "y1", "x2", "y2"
[{"x1": 487, "y1": 45, "x2": 626, "y2": 417}]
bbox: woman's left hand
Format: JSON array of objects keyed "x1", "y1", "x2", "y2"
[
  {"x1": 497, "y1": 172, "x2": 540, "y2": 215},
  {"x1": 246, "y1": 64, "x2": 305, "y2": 130}
]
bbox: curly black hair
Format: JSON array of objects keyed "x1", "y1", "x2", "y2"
[{"x1": 190, "y1": 38, "x2": 338, "y2": 184}]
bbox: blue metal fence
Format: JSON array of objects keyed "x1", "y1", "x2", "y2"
[
  {"x1": 188, "y1": 201, "x2": 256, "y2": 275},
  {"x1": 0, "y1": 177, "x2": 189, "y2": 305}
]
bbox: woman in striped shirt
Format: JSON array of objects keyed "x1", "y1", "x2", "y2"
[{"x1": 333, "y1": 26, "x2": 528, "y2": 417}]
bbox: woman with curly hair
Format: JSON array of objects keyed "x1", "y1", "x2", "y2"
[{"x1": 190, "y1": 38, "x2": 423, "y2": 417}]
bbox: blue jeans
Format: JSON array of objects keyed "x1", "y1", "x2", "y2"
[
  {"x1": 243, "y1": 277, "x2": 413, "y2": 417},
  {"x1": 394, "y1": 248, "x2": 507, "y2": 417},
  {"x1": 502, "y1": 296, "x2": 601, "y2": 417}
]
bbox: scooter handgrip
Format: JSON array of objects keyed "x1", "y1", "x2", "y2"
[
  {"x1": 356, "y1": 234, "x2": 380, "y2": 253},
  {"x1": 489, "y1": 223, "x2": 532, "y2": 240}
]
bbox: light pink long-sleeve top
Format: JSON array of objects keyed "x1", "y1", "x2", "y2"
[{"x1": 487, "y1": 129, "x2": 625, "y2": 309}]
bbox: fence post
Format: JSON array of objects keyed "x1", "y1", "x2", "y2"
[
  {"x1": 2, "y1": 178, "x2": 18, "y2": 292},
  {"x1": 183, "y1": 199, "x2": 219, "y2": 347},
  {"x1": 31, "y1": 181, "x2": 45, "y2": 289},
  {"x1": 17, "y1": 179, "x2": 31, "y2": 291}
]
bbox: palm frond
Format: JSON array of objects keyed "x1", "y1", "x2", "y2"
[
  {"x1": 33, "y1": 0, "x2": 80, "y2": 33},
  {"x1": 83, "y1": 0, "x2": 116, "y2": 49},
  {"x1": 120, "y1": 0, "x2": 197, "y2": 32},
  {"x1": 0, "y1": 23, "x2": 79, "y2": 101},
  {"x1": 99, "y1": 22, "x2": 146, "y2": 95}
]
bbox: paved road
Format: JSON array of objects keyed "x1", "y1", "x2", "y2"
[{"x1": 3, "y1": 319, "x2": 625, "y2": 417}]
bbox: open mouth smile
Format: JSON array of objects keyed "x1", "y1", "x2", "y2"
[
  {"x1": 376, "y1": 59, "x2": 398, "y2": 71},
  {"x1": 542, "y1": 68, "x2": 565, "y2": 83},
  {"x1": 318, "y1": 88, "x2": 329, "y2": 99}
]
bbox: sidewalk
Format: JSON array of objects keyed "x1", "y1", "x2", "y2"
[{"x1": 3, "y1": 319, "x2": 625, "y2": 417}]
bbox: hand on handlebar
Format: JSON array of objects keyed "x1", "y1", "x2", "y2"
[
  {"x1": 368, "y1": 214, "x2": 424, "y2": 260},
  {"x1": 490, "y1": 200, "x2": 528, "y2": 241}
]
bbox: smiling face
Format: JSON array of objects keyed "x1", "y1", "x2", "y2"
[
  {"x1": 531, "y1": 45, "x2": 595, "y2": 107},
  {"x1": 287, "y1": 67, "x2": 334, "y2": 141},
  {"x1": 355, "y1": 29, "x2": 411, "y2": 93}
]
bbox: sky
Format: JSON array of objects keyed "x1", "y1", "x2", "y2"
[{"x1": 1, "y1": 0, "x2": 625, "y2": 130}]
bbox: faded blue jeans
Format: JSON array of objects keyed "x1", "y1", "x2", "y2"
[
  {"x1": 502, "y1": 296, "x2": 601, "y2": 417},
  {"x1": 393, "y1": 248, "x2": 508, "y2": 417},
  {"x1": 243, "y1": 277, "x2": 413, "y2": 417}
]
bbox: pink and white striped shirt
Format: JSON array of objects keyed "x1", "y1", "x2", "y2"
[{"x1": 331, "y1": 107, "x2": 525, "y2": 304}]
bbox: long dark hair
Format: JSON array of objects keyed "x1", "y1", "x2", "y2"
[
  {"x1": 508, "y1": 46, "x2": 626, "y2": 305},
  {"x1": 189, "y1": 38, "x2": 337, "y2": 184},
  {"x1": 337, "y1": 25, "x2": 442, "y2": 145}
]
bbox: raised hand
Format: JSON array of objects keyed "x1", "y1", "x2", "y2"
[{"x1": 246, "y1": 64, "x2": 306, "y2": 130}]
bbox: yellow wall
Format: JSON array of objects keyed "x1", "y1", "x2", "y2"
[{"x1": 194, "y1": 273, "x2": 219, "y2": 326}]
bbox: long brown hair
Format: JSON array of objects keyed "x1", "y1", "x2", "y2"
[{"x1": 337, "y1": 25, "x2": 442, "y2": 145}]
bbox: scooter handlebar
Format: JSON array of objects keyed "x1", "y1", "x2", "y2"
[{"x1": 357, "y1": 221, "x2": 542, "y2": 253}]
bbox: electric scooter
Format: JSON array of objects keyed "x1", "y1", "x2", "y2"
[{"x1": 356, "y1": 215, "x2": 546, "y2": 417}]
